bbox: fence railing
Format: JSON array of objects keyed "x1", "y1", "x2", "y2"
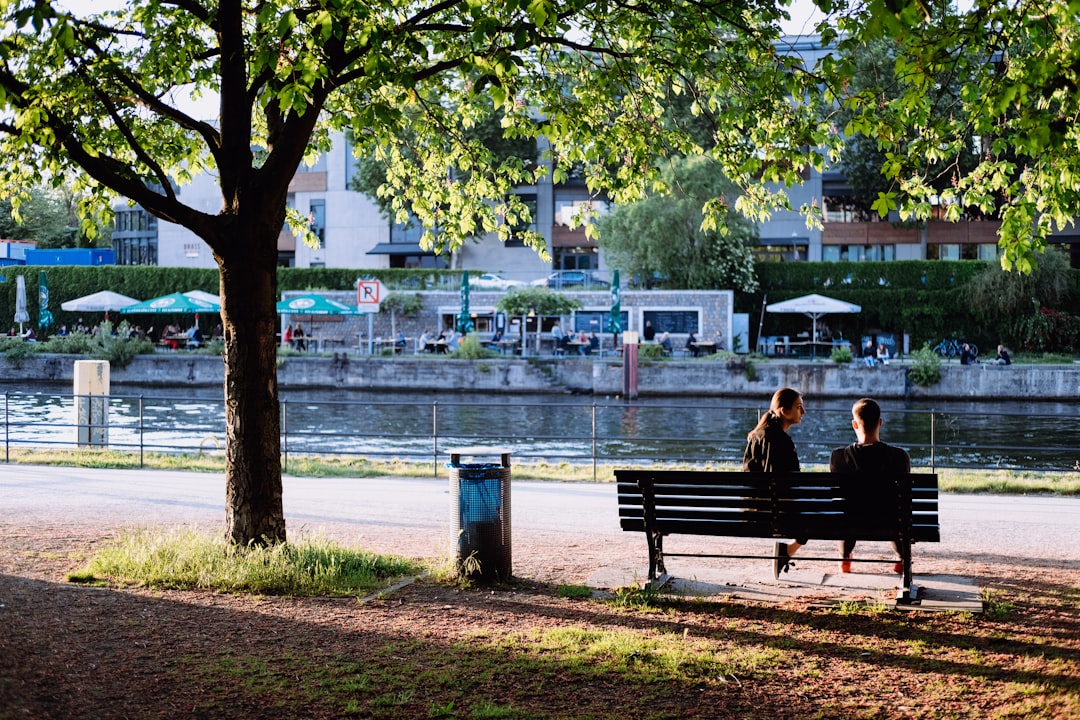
[
  {"x1": 3, "y1": 391, "x2": 1078, "y2": 474},
  {"x1": 4, "y1": 390, "x2": 1075, "y2": 474}
]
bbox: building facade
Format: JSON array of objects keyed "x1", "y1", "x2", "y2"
[{"x1": 117, "y1": 131, "x2": 605, "y2": 283}]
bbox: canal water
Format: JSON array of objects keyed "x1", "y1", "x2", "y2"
[{"x1": 1, "y1": 384, "x2": 1076, "y2": 472}]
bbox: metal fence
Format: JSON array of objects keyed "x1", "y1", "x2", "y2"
[{"x1": 3, "y1": 390, "x2": 1078, "y2": 475}]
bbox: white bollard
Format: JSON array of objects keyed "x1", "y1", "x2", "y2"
[{"x1": 74, "y1": 360, "x2": 109, "y2": 447}]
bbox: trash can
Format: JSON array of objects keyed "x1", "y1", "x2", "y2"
[{"x1": 448, "y1": 447, "x2": 512, "y2": 583}]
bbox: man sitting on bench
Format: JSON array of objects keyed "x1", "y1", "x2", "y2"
[{"x1": 830, "y1": 397, "x2": 911, "y2": 574}]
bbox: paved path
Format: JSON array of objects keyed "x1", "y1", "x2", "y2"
[{"x1": 2, "y1": 464, "x2": 1077, "y2": 605}]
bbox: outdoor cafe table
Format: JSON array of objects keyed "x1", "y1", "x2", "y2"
[
  {"x1": 691, "y1": 341, "x2": 717, "y2": 357},
  {"x1": 160, "y1": 334, "x2": 189, "y2": 350},
  {"x1": 374, "y1": 338, "x2": 409, "y2": 354},
  {"x1": 424, "y1": 341, "x2": 450, "y2": 354},
  {"x1": 493, "y1": 339, "x2": 519, "y2": 356}
]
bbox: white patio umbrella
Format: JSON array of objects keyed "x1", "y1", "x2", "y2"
[
  {"x1": 766, "y1": 293, "x2": 861, "y2": 346},
  {"x1": 60, "y1": 290, "x2": 141, "y2": 313}
]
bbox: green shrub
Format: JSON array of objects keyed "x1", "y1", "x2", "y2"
[
  {"x1": 1, "y1": 336, "x2": 37, "y2": 366},
  {"x1": 830, "y1": 346, "x2": 853, "y2": 364},
  {"x1": 453, "y1": 333, "x2": 496, "y2": 359},
  {"x1": 908, "y1": 343, "x2": 942, "y2": 387},
  {"x1": 38, "y1": 332, "x2": 97, "y2": 355},
  {"x1": 637, "y1": 342, "x2": 667, "y2": 361},
  {"x1": 89, "y1": 321, "x2": 155, "y2": 368}
]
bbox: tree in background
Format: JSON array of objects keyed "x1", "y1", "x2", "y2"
[
  {"x1": 598, "y1": 156, "x2": 759, "y2": 292},
  {"x1": 380, "y1": 292, "x2": 423, "y2": 338},
  {"x1": 0, "y1": 187, "x2": 79, "y2": 248},
  {"x1": 964, "y1": 248, "x2": 1073, "y2": 350}
]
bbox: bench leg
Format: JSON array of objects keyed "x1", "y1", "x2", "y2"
[
  {"x1": 646, "y1": 530, "x2": 668, "y2": 583},
  {"x1": 896, "y1": 539, "x2": 920, "y2": 605}
]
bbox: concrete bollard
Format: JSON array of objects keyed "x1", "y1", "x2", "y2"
[{"x1": 74, "y1": 360, "x2": 109, "y2": 447}]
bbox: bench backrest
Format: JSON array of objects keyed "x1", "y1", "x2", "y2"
[{"x1": 616, "y1": 470, "x2": 939, "y2": 543}]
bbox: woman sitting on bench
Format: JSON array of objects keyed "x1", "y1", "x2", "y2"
[{"x1": 741, "y1": 386, "x2": 806, "y2": 578}]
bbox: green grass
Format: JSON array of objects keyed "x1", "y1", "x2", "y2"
[
  {"x1": 69, "y1": 527, "x2": 424, "y2": 596},
  {"x1": 6, "y1": 448, "x2": 1080, "y2": 494}
]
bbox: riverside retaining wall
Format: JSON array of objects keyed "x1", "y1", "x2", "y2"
[{"x1": 2, "y1": 353, "x2": 1078, "y2": 400}]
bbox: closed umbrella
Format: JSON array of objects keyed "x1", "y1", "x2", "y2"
[
  {"x1": 607, "y1": 269, "x2": 621, "y2": 337},
  {"x1": 457, "y1": 271, "x2": 473, "y2": 334},
  {"x1": 14, "y1": 275, "x2": 29, "y2": 333},
  {"x1": 38, "y1": 271, "x2": 53, "y2": 330}
]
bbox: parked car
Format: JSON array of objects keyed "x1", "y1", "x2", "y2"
[
  {"x1": 471, "y1": 273, "x2": 526, "y2": 290},
  {"x1": 530, "y1": 270, "x2": 610, "y2": 289}
]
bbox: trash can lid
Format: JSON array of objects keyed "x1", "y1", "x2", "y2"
[
  {"x1": 448, "y1": 446, "x2": 512, "y2": 466},
  {"x1": 448, "y1": 445, "x2": 512, "y2": 458}
]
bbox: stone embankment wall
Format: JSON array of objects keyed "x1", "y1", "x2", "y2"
[{"x1": 3, "y1": 353, "x2": 1077, "y2": 400}]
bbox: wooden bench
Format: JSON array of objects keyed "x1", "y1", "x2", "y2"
[{"x1": 616, "y1": 470, "x2": 940, "y2": 604}]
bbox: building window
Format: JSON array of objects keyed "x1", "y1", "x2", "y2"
[
  {"x1": 554, "y1": 198, "x2": 609, "y2": 227},
  {"x1": 505, "y1": 194, "x2": 536, "y2": 247},
  {"x1": 309, "y1": 199, "x2": 326, "y2": 248},
  {"x1": 823, "y1": 244, "x2": 895, "y2": 262},
  {"x1": 822, "y1": 197, "x2": 871, "y2": 223},
  {"x1": 752, "y1": 243, "x2": 808, "y2": 262},
  {"x1": 975, "y1": 243, "x2": 999, "y2": 261},
  {"x1": 929, "y1": 243, "x2": 961, "y2": 260}
]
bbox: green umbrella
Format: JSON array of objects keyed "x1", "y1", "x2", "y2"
[
  {"x1": 120, "y1": 292, "x2": 220, "y2": 314},
  {"x1": 457, "y1": 271, "x2": 474, "y2": 334},
  {"x1": 38, "y1": 271, "x2": 53, "y2": 329},
  {"x1": 607, "y1": 269, "x2": 621, "y2": 335},
  {"x1": 276, "y1": 294, "x2": 358, "y2": 315}
]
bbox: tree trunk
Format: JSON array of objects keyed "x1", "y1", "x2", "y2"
[{"x1": 216, "y1": 216, "x2": 286, "y2": 546}]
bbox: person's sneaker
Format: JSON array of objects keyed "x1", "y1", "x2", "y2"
[
  {"x1": 773, "y1": 542, "x2": 790, "y2": 579},
  {"x1": 893, "y1": 561, "x2": 905, "y2": 574},
  {"x1": 840, "y1": 556, "x2": 853, "y2": 573}
]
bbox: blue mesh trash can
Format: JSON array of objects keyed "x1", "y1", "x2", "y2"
[{"x1": 448, "y1": 448, "x2": 511, "y2": 583}]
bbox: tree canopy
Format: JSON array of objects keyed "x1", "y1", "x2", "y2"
[{"x1": 825, "y1": 0, "x2": 1080, "y2": 272}]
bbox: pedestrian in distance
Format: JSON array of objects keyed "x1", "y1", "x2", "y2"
[
  {"x1": 741, "y1": 386, "x2": 806, "y2": 578},
  {"x1": 960, "y1": 342, "x2": 977, "y2": 365},
  {"x1": 829, "y1": 397, "x2": 910, "y2": 574},
  {"x1": 994, "y1": 344, "x2": 1011, "y2": 365}
]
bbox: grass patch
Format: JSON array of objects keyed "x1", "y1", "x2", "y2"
[
  {"x1": 555, "y1": 584, "x2": 594, "y2": 599},
  {"x1": 70, "y1": 527, "x2": 424, "y2": 596}
]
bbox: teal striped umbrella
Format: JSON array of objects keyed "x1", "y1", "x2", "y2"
[
  {"x1": 38, "y1": 271, "x2": 53, "y2": 329},
  {"x1": 607, "y1": 269, "x2": 621, "y2": 335}
]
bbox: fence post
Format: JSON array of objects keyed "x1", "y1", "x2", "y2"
[
  {"x1": 282, "y1": 399, "x2": 288, "y2": 473},
  {"x1": 139, "y1": 395, "x2": 145, "y2": 468},
  {"x1": 930, "y1": 408, "x2": 936, "y2": 472},
  {"x1": 432, "y1": 401, "x2": 439, "y2": 478},
  {"x1": 4, "y1": 392, "x2": 8, "y2": 464},
  {"x1": 591, "y1": 403, "x2": 597, "y2": 482}
]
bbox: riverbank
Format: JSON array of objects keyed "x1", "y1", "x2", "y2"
[{"x1": 3, "y1": 352, "x2": 1079, "y2": 399}]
